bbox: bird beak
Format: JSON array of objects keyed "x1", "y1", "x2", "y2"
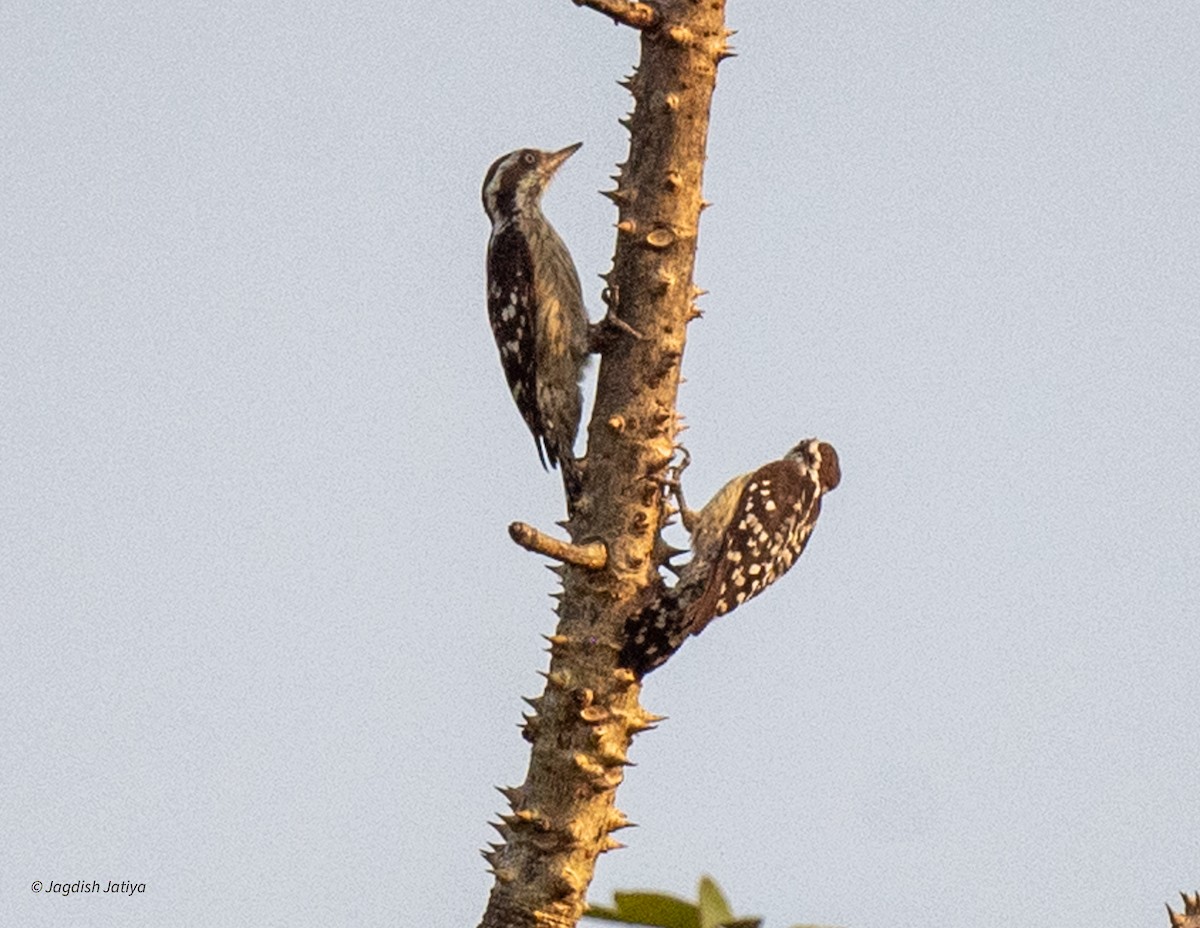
[{"x1": 541, "y1": 142, "x2": 583, "y2": 175}]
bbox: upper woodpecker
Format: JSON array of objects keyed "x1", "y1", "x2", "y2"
[{"x1": 482, "y1": 144, "x2": 590, "y2": 493}]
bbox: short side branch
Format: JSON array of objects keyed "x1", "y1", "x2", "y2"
[
  {"x1": 509, "y1": 522, "x2": 608, "y2": 569},
  {"x1": 572, "y1": 0, "x2": 658, "y2": 30}
]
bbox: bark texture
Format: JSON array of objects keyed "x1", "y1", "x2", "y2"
[
  {"x1": 476, "y1": 2, "x2": 731, "y2": 926},
  {"x1": 1168, "y1": 892, "x2": 1200, "y2": 928}
]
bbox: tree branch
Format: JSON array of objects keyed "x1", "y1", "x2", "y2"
[
  {"x1": 477, "y1": 0, "x2": 729, "y2": 925},
  {"x1": 572, "y1": 0, "x2": 659, "y2": 30},
  {"x1": 508, "y1": 522, "x2": 608, "y2": 569}
]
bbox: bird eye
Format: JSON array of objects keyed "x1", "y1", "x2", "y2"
[{"x1": 522, "y1": 152, "x2": 537, "y2": 166}]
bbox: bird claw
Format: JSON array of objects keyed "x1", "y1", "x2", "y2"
[
  {"x1": 603, "y1": 309, "x2": 644, "y2": 341},
  {"x1": 588, "y1": 286, "x2": 645, "y2": 353},
  {"x1": 671, "y1": 445, "x2": 692, "y2": 479},
  {"x1": 658, "y1": 446, "x2": 695, "y2": 531}
]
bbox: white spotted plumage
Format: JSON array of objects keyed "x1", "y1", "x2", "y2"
[
  {"x1": 620, "y1": 438, "x2": 841, "y2": 677},
  {"x1": 482, "y1": 144, "x2": 589, "y2": 491}
]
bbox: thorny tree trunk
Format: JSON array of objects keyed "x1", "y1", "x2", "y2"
[{"x1": 477, "y1": 1, "x2": 733, "y2": 927}]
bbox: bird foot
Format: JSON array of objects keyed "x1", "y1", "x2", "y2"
[{"x1": 588, "y1": 286, "x2": 645, "y2": 353}]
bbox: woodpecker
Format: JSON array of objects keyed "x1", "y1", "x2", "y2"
[
  {"x1": 620, "y1": 439, "x2": 841, "y2": 677},
  {"x1": 482, "y1": 144, "x2": 590, "y2": 490}
]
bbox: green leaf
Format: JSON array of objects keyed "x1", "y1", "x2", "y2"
[
  {"x1": 585, "y1": 890, "x2": 701, "y2": 927},
  {"x1": 697, "y1": 876, "x2": 735, "y2": 928},
  {"x1": 585, "y1": 877, "x2": 792, "y2": 928}
]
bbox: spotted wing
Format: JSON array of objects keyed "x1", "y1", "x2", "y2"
[
  {"x1": 486, "y1": 224, "x2": 546, "y2": 466},
  {"x1": 619, "y1": 586, "x2": 685, "y2": 678},
  {"x1": 685, "y1": 459, "x2": 824, "y2": 637}
]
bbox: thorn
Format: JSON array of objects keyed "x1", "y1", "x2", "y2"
[
  {"x1": 597, "y1": 748, "x2": 634, "y2": 767},
  {"x1": 601, "y1": 767, "x2": 625, "y2": 788},
  {"x1": 666, "y1": 24, "x2": 693, "y2": 45},
  {"x1": 605, "y1": 808, "x2": 634, "y2": 831},
  {"x1": 548, "y1": 872, "x2": 576, "y2": 899},
  {"x1": 489, "y1": 820, "x2": 512, "y2": 839},
  {"x1": 573, "y1": 686, "x2": 596, "y2": 708},
  {"x1": 657, "y1": 540, "x2": 686, "y2": 569},
  {"x1": 625, "y1": 708, "x2": 666, "y2": 733},
  {"x1": 573, "y1": 752, "x2": 606, "y2": 776},
  {"x1": 645, "y1": 227, "x2": 674, "y2": 249}
]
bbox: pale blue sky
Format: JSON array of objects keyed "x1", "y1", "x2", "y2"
[{"x1": 3, "y1": 2, "x2": 1198, "y2": 927}]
